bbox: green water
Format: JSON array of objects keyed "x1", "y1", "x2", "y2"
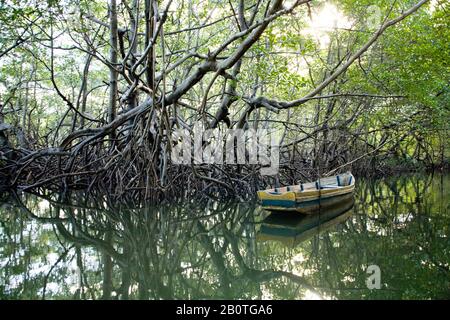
[{"x1": 0, "y1": 173, "x2": 449, "y2": 300}]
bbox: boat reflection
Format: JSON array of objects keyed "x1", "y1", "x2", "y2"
[{"x1": 257, "y1": 194, "x2": 355, "y2": 247}]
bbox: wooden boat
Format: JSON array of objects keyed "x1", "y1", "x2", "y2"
[
  {"x1": 257, "y1": 194, "x2": 354, "y2": 247},
  {"x1": 257, "y1": 172, "x2": 355, "y2": 213}
]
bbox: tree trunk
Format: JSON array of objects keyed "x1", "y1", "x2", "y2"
[{"x1": 108, "y1": 0, "x2": 119, "y2": 128}]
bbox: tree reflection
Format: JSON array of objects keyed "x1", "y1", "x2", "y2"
[{"x1": 0, "y1": 173, "x2": 448, "y2": 299}]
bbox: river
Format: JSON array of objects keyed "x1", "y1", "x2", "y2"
[{"x1": 0, "y1": 173, "x2": 448, "y2": 299}]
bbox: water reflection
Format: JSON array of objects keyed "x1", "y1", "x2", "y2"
[
  {"x1": 0, "y1": 173, "x2": 448, "y2": 299},
  {"x1": 258, "y1": 194, "x2": 354, "y2": 247}
]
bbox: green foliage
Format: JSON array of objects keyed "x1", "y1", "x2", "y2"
[{"x1": 0, "y1": 0, "x2": 448, "y2": 169}]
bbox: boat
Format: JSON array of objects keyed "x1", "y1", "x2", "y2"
[
  {"x1": 257, "y1": 194, "x2": 354, "y2": 247},
  {"x1": 257, "y1": 172, "x2": 355, "y2": 213}
]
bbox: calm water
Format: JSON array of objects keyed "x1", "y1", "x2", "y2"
[{"x1": 0, "y1": 173, "x2": 449, "y2": 300}]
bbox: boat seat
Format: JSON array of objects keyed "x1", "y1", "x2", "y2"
[
  {"x1": 320, "y1": 185, "x2": 340, "y2": 189},
  {"x1": 315, "y1": 180, "x2": 340, "y2": 190}
]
